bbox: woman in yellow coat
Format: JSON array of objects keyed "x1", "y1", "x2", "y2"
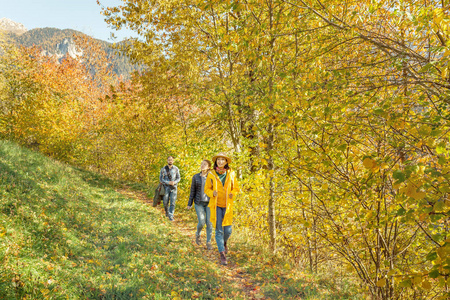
[{"x1": 204, "y1": 153, "x2": 240, "y2": 265}]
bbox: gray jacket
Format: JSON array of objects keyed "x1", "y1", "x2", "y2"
[{"x1": 159, "y1": 165, "x2": 181, "y2": 189}]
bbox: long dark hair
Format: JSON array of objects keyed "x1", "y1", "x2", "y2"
[{"x1": 213, "y1": 161, "x2": 230, "y2": 170}]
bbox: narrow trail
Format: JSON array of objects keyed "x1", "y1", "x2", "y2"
[{"x1": 116, "y1": 186, "x2": 266, "y2": 300}]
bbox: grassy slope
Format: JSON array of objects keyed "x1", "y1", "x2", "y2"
[{"x1": 0, "y1": 140, "x2": 358, "y2": 299}]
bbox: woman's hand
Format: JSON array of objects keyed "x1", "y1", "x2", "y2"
[
  {"x1": 213, "y1": 191, "x2": 217, "y2": 197},
  {"x1": 229, "y1": 193, "x2": 233, "y2": 199}
]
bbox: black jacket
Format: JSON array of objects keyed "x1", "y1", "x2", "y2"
[{"x1": 188, "y1": 173, "x2": 210, "y2": 206}]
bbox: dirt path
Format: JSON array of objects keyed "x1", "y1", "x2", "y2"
[{"x1": 116, "y1": 186, "x2": 265, "y2": 300}]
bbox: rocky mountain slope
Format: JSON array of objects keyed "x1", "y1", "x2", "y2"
[
  {"x1": 0, "y1": 18, "x2": 27, "y2": 35},
  {"x1": 0, "y1": 18, "x2": 140, "y2": 78}
]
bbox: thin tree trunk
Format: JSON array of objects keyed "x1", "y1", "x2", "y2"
[{"x1": 267, "y1": 0, "x2": 277, "y2": 253}]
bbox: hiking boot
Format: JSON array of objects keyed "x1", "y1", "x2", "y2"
[
  {"x1": 206, "y1": 242, "x2": 213, "y2": 250},
  {"x1": 224, "y1": 242, "x2": 228, "y2": 254},
  {"x1": 195, "y1": 235, "x2": 201, "y2": 245},
  {"x1": 219, "y1": 252, "x2": 227, "y2": 265}
]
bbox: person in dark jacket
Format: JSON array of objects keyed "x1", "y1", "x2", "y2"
[{"x1": 187, "y1": 159, "x2": 213, "y2": 250}]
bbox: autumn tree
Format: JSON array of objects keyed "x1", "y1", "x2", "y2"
[{"x1": 98, "y1": 1, "x2": 450, "y2": 298}]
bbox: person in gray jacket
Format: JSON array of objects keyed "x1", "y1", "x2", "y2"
[
  {"x1": 187, "y1": 159, "x2": 213, "y2": 250},
  {"x1": 159, "y1": 156, "x2": 181, "y2": 221}
]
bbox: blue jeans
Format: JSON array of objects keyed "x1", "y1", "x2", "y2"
[
  {"x1": 195, "y1": 203, "x2": 212, "y2": 243},
  {"x1": 163, "y1": 187, "x2": 177, "y2": 219},
  {"x1": 215, "y1": 206, "x2": 232, "y2": 253}
]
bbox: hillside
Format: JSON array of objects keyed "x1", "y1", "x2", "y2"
[
  {"x1": 0, "y1": 140, "x2": 356, "y2": 299},
  {"x1": 7, "y1": 27, "x2": 141, "y2": 78}
]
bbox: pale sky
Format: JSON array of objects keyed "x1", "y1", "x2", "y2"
[{"x1": 0, "y1": 0, "x2": 138, "y2": 41}]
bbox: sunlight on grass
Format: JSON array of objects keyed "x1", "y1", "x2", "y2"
[
  {"x1": 0, "y1": 140, "x2": 225, "y2": 299},
  {"x1": 0, "y1": 140, "x2": 360, "y2": 299}
]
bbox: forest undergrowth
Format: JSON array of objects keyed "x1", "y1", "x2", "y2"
[{"x1": 0, "y1": 140, "x2": 358, "y2": 299}]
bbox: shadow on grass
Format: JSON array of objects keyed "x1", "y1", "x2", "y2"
[{"x1": 0, "y1": 141, "x2": 227, "y2": 299}]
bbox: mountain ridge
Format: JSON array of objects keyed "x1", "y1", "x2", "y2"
[{"x1": 1, "y1": 19, "x2": 140, "y2": 78}]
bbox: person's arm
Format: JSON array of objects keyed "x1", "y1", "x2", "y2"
[
  {"x1": 159, "y1": 168, "x2": 169, "y2": 185},
  {"x1": 173, "y1": 167, "x2": 181, "y2": 185},
  {"x1": 187, "y1": 175, "x2": 196, "y2": 207},
  {"x1": 204, "y1": 174, "x2": 215, "y2": 198}
]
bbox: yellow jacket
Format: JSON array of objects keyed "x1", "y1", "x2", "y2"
[{"x1": 204, "y1": 168, "x2": 240, "y2": 228}]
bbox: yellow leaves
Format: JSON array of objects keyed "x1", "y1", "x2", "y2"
[
  {"x1": 441, "y1": 68, "x2": 449, "y2": 79},
  {"x1": 436, "y1": 244, "x2": 449, "y2": 259},
  {"x1": 171, "y1": 291, "x2": 181, "y2": 300},
  {"x1": 41, "y1": 289, "x2": 50, "y2": 295},
  {"x1": 365, "y1": 211, "x2": 374, "y2": 220},
  {"x1": 418, "y1": 125, "x2": 432, "y2": 136},
  {"x1": 0, "y1": 225, "x2": 6, "y2": 237},
  {"x1": 393, "y1": 120, "x2": 406, "y2": 130},
  {"x1": 419, "y1": 213, "x2": 428, "y2": 221},
  {"x1": 399, "y1": 182, "x2": 426, "y2": 200},
  {"x1": 422, "y1": 280, "x2": 432, "y2": 290},
  {"x1": 363, "y1": 157, "x2": 378, "y2": 171},
  {"x1": 443, "y1": 49, "x2": 450, "y2": 58},
  {"x1": 417, "y1": 165, "x2": 426, "y2": 175},
  {"x1": 413, "y1": 276, "x2": 422, "y2": 284},
  {"x1": 376, "y1": 278, "x2": 386, "y2": 287}
]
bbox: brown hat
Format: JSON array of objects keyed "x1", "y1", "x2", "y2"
[{"x1": 212, "y1": 152, "x2": 232, "y2": 164}]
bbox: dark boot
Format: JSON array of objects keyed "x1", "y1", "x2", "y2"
[
  {"x1": 224, "y1": 241, "x2": 228, "y2": 254},
  {"x1": 219, "y1": 252, "x2": 227, "y2": 265}
]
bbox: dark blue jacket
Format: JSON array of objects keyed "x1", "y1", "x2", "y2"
[{"x1": 188, "y1": 173, "x2": 210, "y2": 206}]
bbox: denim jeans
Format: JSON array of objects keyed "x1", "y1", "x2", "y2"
[
  {"x1": 195, "y1": 203, "x2": 212, "y2": 243},
  {"x1": 215, "y1": 206, "x2": 232, "y2": 253},
  {"x1": 163, "y1": 187, "x2": 177, "y2": 219}
]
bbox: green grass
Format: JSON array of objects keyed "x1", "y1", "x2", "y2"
[
  {"x1": 0, "y1": 140, "x2": 226, "y2": 299},
  {"x1": 0, "y1": 139, "x2": 360, "y2": 299}
]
